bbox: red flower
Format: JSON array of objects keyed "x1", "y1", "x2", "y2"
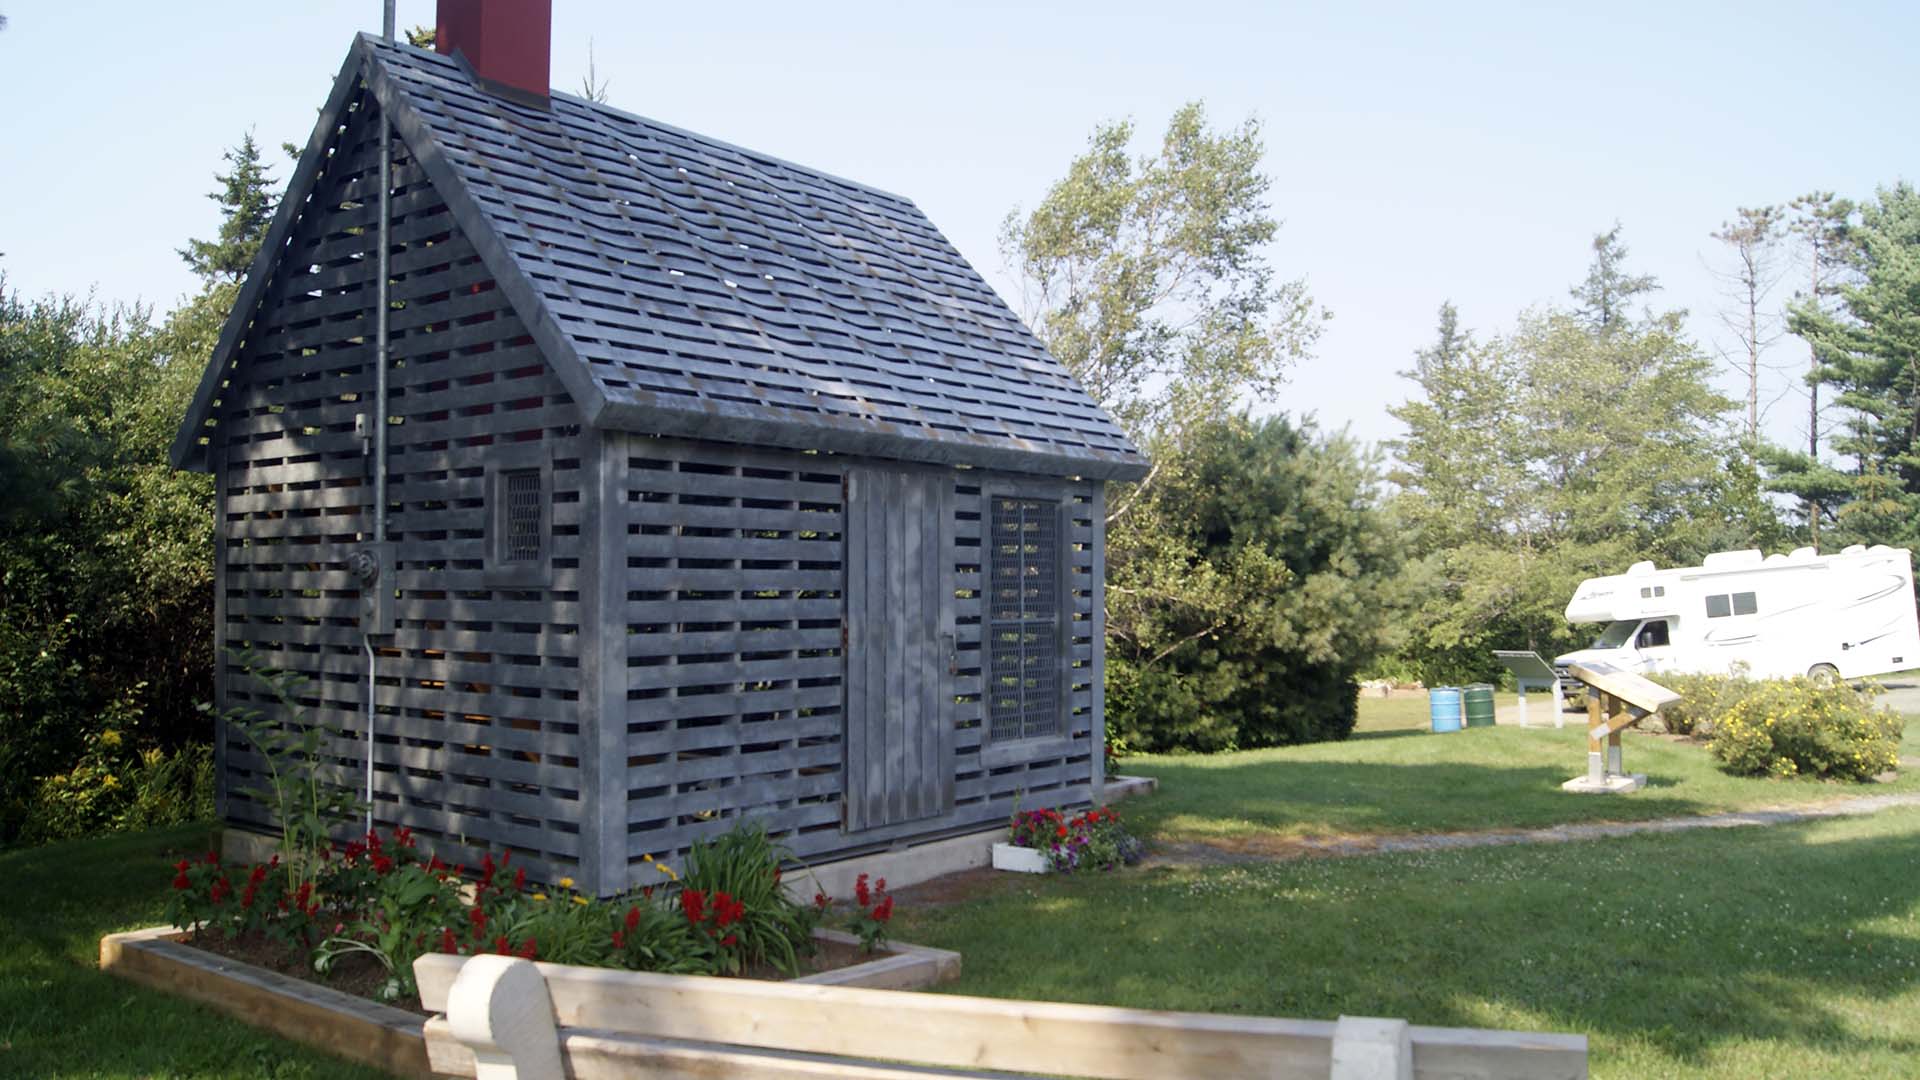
[
  {"x1": 712, "y1": 891, "x2": 742, "y2": 929},
  {"x1": 440, "y1": 928, "x2": 459, "y2": 954},
  {"x1": 395, "y1": 827, "x2": 415, "y2": 849},
  {"x1": 681, "y1": 888, "x2": 707, "y2": 927},
  {"x1": 813, "y1": 891, "x2": 830, "y2": 911},
  {"x1": 171, "y1": 871, "x2": 190, "y2": 891},
  {"x1": 209, "y1": 877, "x2": 230, "y2": 904},
  {"x1": 719, "y1": 934, "x2": 737, "y2": 948},
  {"x1": 873, "y1": 896, "x2": 893, "y2": 923},
  {"x1": 517, "y1": 939, "x2": 538, "y2": 961},
  {"x1": 512, "y1": 867, "x2": 526, "y2": 891},
  {"x1": 641, "y1": 885, "x2": 654, "y2": 900},
  {"x1": 468, "y1": 906, "x2": 488, "y2": 937},
  {"x1": 875, "y1": 877, "x2": 886, "y2": 893},
  {"x1": 429, "y1": 856, "x2": 447, "y2": 873},
  {"x1": 294, "y1": 882, "x2": 314, "y2": 910},
  {"x1": 493, "y1": 935, "x2": 510, "y2": 955},
  {"x1": 611, "y1": 930, "x2": 626, "y2": 949},
  {"x1": 248, "y1": 864, "x2": 268, "y2": 885},
  {"x1": 624, "y1": 906, "x2": 641, "y2": 933},
  {"x1": 173, "y1": 859, "x2": 190, "y2": 872},
  {"x1": 203, "y1": 850, "x2": 219, "y2": 865},
  {"x1": 855, "y1": 874, "x2": 870, "y2": 907},
  {"x1": 371, "y1": 854, "x2": 394, "y2": 875},
  {"x1": 479, "y1": 854, "x2": 497, "y2": 887}
]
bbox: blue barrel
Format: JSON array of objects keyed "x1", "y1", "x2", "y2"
[{"x1": 1429, "y1": 687, "x2": 1463, "y2": 733}]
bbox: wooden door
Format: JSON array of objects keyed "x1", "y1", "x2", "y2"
[{"x1": 843, "y1": 466, "x2": 955, "y2": 832}]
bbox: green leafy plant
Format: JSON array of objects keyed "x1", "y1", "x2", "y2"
[
  {"x1": 210, "y1": 648, "x2": 365, "y2": 896},
  {"x1": 678, "y1": 821, "x2": 821, "y2": 975}
]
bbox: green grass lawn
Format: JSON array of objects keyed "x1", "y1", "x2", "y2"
[
  {"x1": 897, "y1": 806, "x2": 1920, "y2": 1080},
  {"x1": 1116, "y1": 695, "x2": 1919, "y2": 846},
  {"x1": 0, "y1": 824, "x2": 395, "y2": 1080}
]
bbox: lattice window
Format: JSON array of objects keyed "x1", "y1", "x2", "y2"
[
  {"x1": 987, "y1": 497, "x2": 1060, "y2": 741},
  {"x1": 501, "y1": 468, "x2": 543, "y2": 563}
]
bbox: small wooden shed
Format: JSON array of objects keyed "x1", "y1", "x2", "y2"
[{"x1": 172, "y1": 13, "x2": 1146, "y2": 894}]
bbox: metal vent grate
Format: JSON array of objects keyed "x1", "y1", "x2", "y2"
[
  {"x1": 503, "y1": 468, "x2": 543, "y2": 562},
  {"x1": 988, "y1": 497, "x2": 1060, "y2": 741}
]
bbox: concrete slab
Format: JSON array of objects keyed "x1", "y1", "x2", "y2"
[{"x1": 1561, "y1": 773, "x2": 1647, "y2": 794}]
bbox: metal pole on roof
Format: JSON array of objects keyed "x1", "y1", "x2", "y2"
[{"x1": 366, "y1": 0, "x2": 397, "y2": 839}]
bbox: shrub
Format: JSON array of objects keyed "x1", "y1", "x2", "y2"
[
  {"x1": 1651, "y1": 669, "x2": 1761, "y2": 737},
  {"x1": 18, "y1": 723, "x2": 214, "y2": 845},
  {"x1": 1705, "y1": 678, "x2": 1901, "y2": 781}
]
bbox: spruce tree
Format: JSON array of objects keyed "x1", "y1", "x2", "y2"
[{"x1": 178, "y1": 133, "x2": 277, "y2": 287}]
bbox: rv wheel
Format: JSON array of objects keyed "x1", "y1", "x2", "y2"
[{"x1": 1807, "y1": 663, "x2": 1840, "y2": 686}]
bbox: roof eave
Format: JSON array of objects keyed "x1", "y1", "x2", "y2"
[
  {"x1": 594, "y1": 397, "x2": 1148, "y2": 481},
  {"x1": 169, "y1": 43, "x2": 374, "y2": 473}
]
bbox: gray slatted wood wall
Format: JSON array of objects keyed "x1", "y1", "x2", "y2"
[
  {"x1": 210, "y1": 78, "x2": 1107, "y2": 895},
  {"x1": 611, "y1": 435, "x2": 1099, "y2": 889},
  {"x1": 844, "y1": 466, "x2": 955, "y2": 832},
  {"x1": 215, "y1": 84, "x2": 588, "y2": 882}
]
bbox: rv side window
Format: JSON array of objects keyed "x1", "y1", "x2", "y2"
[
  {"x1": 1732, "y1": 591, "x2": 1757, "y2": 616},
  {"x1": 1637, "y1": 621, "x2": 1670, "y2": 649},
  {"x1": 1706, "y1": 595, "x2": 1731, "y2": 618}
]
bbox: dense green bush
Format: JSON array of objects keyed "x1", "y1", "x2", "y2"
[
  {"x1": 0, "y1": 285, "x2": 218, "y2": 845},
  {"x1": 1706, "y1": 679, "x2": 1901, "y2": 780},
  {"x1": 17, "y1": 729, "x2": 214, "y2": 845},
  {"x1": 1108, "y1": 416, "x2": 1406, "y2": 753},
  {"x1": 1651, "y1": 670, "x2": 1762, "y2": 737}
]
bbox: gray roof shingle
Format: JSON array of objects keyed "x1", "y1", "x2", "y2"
[{"x1": 174, "y1": 35, "x2": 1146, "y2": 480}]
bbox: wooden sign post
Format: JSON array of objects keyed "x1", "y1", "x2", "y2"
[{"x1": 1562, "y1": 661, "x2": 1681, "y2": 794}]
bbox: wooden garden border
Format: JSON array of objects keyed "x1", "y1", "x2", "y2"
[{"x1": 100, "y1": 926, "x2": 960, "y2": 1078}]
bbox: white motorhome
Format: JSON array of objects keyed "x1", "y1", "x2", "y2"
[{"x1": 1555, "y1": 545, "x2": 1920, "y2": 686}]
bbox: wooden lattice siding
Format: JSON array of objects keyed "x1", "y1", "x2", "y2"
[
  {"x1": 214, "y1": 85, "x2": 589, "y2": 881},
  {"x1": 608, "y1": 431, "x2": 1098, "y2": 886}
]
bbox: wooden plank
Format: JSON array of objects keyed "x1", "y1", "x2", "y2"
[
  {"x1": 415, "y1": 959, "x2": 1337, "y2": 1080},
  {"x1": 101, "y1": 928, "x2": 434, "y2": 1080},
  {"x1": 414, "y1": 959, "x2": 1584, "y2": 1080},
  {"x1": 580, "y1": 430, "x2": 628, "y2": 896}
]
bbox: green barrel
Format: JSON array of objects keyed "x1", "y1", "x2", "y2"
[{"x1": 1463, "y1": 683, "x2": 1496, "y2": 728}]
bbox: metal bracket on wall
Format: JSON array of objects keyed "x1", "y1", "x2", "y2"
[{"x1": 349, "y1": 542, "x2": 395, "y2": 636}]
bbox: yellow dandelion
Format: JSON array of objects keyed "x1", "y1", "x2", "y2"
[
  {"x1": 572, "y1": 895, "x2": 589, "y2": 906},
  {"x1": 558, "y1": 877, "x2": 575, "y2": 889},
  {"x1": 532, "y1": 892, "x2": 548, "y2": 902}
]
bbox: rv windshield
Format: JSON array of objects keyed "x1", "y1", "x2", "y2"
[{"x1": 1590, "y1": 620, "x2": 1637, "y2": 650}]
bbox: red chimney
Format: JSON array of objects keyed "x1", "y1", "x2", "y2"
[{"x1": 436, "y1": 0, "x2": 551, "y2": 107}]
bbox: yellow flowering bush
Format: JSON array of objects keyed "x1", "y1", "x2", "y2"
[{"x1": 1707, "y1": 678, "x2": 1901, "y2": 781}]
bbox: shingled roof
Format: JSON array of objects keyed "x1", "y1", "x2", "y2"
[{"x1": 173, "y1": 34, "x2": 1146, "y2": 480}]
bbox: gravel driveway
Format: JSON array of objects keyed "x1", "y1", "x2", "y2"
[{"x1": 1877, "y1": 678, "x2": 1920, "y2": 716}]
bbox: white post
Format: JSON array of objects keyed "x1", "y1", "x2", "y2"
[
  {"x1": 1330, "y1": 1016, "x2": 1413, "y2": 1080},
  {"x1": 446, "y1": 955, "x2": 564, "y2": 1080},
  {"x1": 1552, "y1": 679, "x2": 1566, "y2": 728},
  {"x1": 1517, "y1": 686, "x2": 1530, "y2": 728}
]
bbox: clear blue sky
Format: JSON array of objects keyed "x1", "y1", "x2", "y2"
[{"x1": 3, "y1": 1, "x2": 1915, "y2": 452}]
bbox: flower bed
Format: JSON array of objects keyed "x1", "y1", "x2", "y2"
[
  {"x1": 164, "y1": 819, "x2": 909, "y2": 1006},
  {"x1": 1002, "y1": 805, "x2": 1143, "y2": 873}
]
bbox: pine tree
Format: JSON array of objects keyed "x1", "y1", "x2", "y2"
[
  {"x1": 1787, "y1": 183, "x2": 1920, "y2": 548},
  {"x1": 1569, "y1": 224, "x2": 1659, "y2": 335},
  {"x1": 179, "y1": 133, "x2": 278, "y2": 286}
]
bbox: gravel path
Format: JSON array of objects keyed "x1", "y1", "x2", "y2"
[{"x1": 1143, "y1": 791, "x2": 1920, "y2": 869}]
